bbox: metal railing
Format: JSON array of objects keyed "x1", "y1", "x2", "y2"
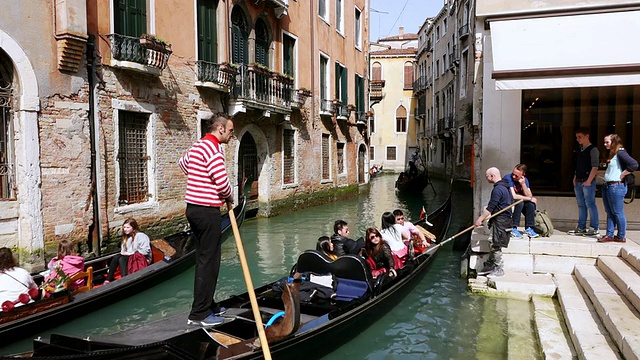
[
  {"x1": 370, "y1": 80, "x2": 385, "y2": 100},
  {"x1": 320, "y1": 99, "x2": 334, "y2": 114},
  {"x1": 231, "y1": 64, "x2": 293, "y2": 110},
  {"x1": 196, "y1": 61, "x2": 237, "y2": 88},
  {"x1": 107, "y1": 34, "x2": 172, "y2": 70},
  {"x1": 336, "y1": 105, "x2": 350, "y2": 119},
  {"x1": 459, "y1": 24, "x2": 469, "y2": 38}
]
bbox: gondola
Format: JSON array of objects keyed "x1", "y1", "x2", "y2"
[
  {"x1": 395, "y1": 169, "x2": 429, "y2": 193},
  {"x1": 12, "y1": 192, "x2": 451, "y2": 360},
  {"x1": 0, "y1": 197, "x2": 247, "y2": 345}
]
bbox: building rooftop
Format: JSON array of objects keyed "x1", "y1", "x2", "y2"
[{"x1": 370, "y1": 47, "x2": 418, "y2": 56}]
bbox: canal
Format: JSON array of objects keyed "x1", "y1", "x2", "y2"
[{"x1": 1, "y1": 175, "x2": 538, "y2": 359}]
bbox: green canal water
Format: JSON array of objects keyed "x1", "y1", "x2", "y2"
[{"x1": 1, "y1": 175, "x2": 540, "y2": 359}]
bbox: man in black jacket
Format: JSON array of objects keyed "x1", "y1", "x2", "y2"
[
  {"x1": 330, "y1": 220, "x2": 364, "y2": 257},
  {"x1": 475, "y1": 167, "x2": 513, "y2": 277}
]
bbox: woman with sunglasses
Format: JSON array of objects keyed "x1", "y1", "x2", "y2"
[{"x1": 364, "y1": 227, "x2": 397, "y2": 278}]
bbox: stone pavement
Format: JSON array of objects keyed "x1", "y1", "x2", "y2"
[{"x1": 466, "y1": 227, "x2": 640, "y2": 359}]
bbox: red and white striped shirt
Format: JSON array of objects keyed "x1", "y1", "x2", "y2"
[{"x1": 179, "y1": 133, "x2": 232, "y2": 207}]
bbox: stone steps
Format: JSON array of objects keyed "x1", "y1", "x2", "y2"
[{"x1": 531, "y1": 295, "x2": 577, "y2": 359}]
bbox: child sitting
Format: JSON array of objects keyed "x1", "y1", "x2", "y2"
[{"x1": 45, "y1": 240, "x2": 85, "y2": 290}]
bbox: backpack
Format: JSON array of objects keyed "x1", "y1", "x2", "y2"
[
  {"x1": 625, "y1": 173, "x2": 635, "y2": 204},
  {"x1": 534, "y1": 210, "x2": 554, "y2": 237}
]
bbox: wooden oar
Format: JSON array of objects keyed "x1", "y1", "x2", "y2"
[
  {"x1": 228, "y1": 204, "x2": 272, "y2": 360},
  {"x1": 432, "y1": 199, "x2": 524, "y2": 249}
]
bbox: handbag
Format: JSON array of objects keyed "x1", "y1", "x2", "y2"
[{"x1": 625, "y1": 173, "x2": 635, "y2": 204}]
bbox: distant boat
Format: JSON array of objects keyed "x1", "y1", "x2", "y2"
[
  {"x1": 395, "y1": 169, "x2": 429, "y2": 193},
  {"x1": 369, "y1": 165, "x2": 383, "y2": 178}
]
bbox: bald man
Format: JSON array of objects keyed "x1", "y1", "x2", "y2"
[{"x1": 474, "y1": 167, "x2": 513, "y2": 277}]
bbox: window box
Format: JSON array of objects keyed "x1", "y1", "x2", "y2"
[{"x1": 108, "y1": 34, "x2": 173, "y2": 75}]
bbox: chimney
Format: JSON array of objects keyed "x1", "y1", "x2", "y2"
[{"x1": 399, "y1": 26, "x2": 404, "y2": 35}]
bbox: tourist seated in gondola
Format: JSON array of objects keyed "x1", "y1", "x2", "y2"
[
  {"x1": 330, "y1": 220, "x2": 364, "y2": 257},
  {"x1": 380, "y1": 212, "x2": 409, "y2": 268},
  {"x1": 363, "y1": 227, "x2": 397, "y2": 279},
  {"x1": 316, "y1": 236, "x2": 338, "y2": 260},
  {"x1": 393, "y1": 209, "x2": 430, "y2": 252},
  {"x1": 0, "y1": 247, "x2": 40, "y2": 310},
  {"x1": 104, "y1": 218, "x2": 151, "y2": 284},
  {"x1": 45, "y1": 240, "x2": 85, "y2": 291}
]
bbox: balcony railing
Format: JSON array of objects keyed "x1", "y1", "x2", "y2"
[
  {"x1": 336, "y1": 105, "x2": 350, "y2": 120},
  {"x1": 107, "y1": 34, "x2": 172, "y2": 74},
  {"x1": 459, "y1": 24, "x2": 470, "y2": 38},
  {"x1": 370, "y1": 80, "x2": 385, "y2": 102},
  {"x1": 320, "y1": 99, "x2": 334, "y2": 115},
  {"x1": 437, "y1": 118, "x2": 445, "y2": 134},
  {"x1": 195, "y1": 61, "x2": 237, "y2": 90},
  {"x1": 291, "y1": 89, "x2": 311, "y2": 109},
  {"x1": 231, "y1": 64, "x2": 293, "y2": 113}
]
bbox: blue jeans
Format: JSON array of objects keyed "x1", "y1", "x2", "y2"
[
  {"x1": 601, "y1": 183, "x2": 627, "y2": 238},
  {"x1": 512, "y1": 201, "x2": 536, "y2": 228},
  {"x1": 574, "y1": 181, "x2": 599, "y2": 230}
]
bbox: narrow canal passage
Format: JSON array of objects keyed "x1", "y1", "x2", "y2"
[{"x1": 2, "y1": 176, "x2": 539, "y2": 359}]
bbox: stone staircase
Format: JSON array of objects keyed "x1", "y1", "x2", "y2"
[{"x1": 468, "y1": 228, "x2": 640, "y2": 359}]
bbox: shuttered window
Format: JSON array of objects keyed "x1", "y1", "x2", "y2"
[
  {"x1": 355, "y1": 75, "x2": 364, "y2": 112},
  {"x1": 337, "y1": 143, "x2": 345, "y2": 174},
  {"x1": 283, "y1": 34, "x2": 295, "y2": 77},
  {"x1": 118, "y1": 111, "x2": 149, "y2": 205},
  {"x1": 369, "y1": 146, "x2": 375, "y2": 161},
  {"x1": 372, "y1": 62, "x2": 381, "y2": 80},
  {"x1": 197, "y1": 0, "x2": 218, "y2": 62},
  {"x1": 320, "y1": 55, "x2": 328, "y2": 100},
  {"x1": 396, "y1": 106, "x2": 407, "y2": 133},
  {"x1": 386, "y1": 146, "x2": 397, "y2": 161},
  {"x1": 404, "y1": 62, "x2": 414, "y2": 90},
  {"x1": 255, "y1": 19, "x2": 269, "y2": 67},
  {"x1": 114, "y1": 0, "x2": 147, "y2": 37},
  {"x1": 283, "y1": 129, "x2": 295, "y2": 184},
  {"x1": 355, "y1": 8, "x2": 362, "y2": 48},
  {"x1": 335, "y1": 63, "x2": 347, "y2": 104},
  {"x1": 322, "y1": 134, "x2": 330, "y2": 180},
  {"x1": 231, "y1": 8, "x2": 248, "y2": 64}
]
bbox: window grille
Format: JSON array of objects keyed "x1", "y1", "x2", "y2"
[
  {"x1": 118, "y1": 111, "x2": 149, "y2": 205},
  {"x1": 386, "y1": 146, "x2": 397, "y2": 161},
  {"x1": 0, "y1": 78, "x2": 14, "y2": 200},
  {"x1": 283, "y1": 129, "x2": 295, "y2": 184},
  {"x1": 322, "y1": 134, "x2": 330, "y2": 180}
]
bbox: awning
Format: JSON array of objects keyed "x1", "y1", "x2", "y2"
[{"x1": 490, "y1": 10, "x2": 640, "y2": 90}]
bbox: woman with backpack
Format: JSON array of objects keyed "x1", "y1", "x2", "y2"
[{"x1": 598, "y1": 134, "x2": 638, "y2": 243}]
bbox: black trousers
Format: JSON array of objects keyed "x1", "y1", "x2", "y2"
[
  {"x1": 106, "y1": 253, "x2": 130, "y2": 281},
  {"x1": 186, "y1": 203, "x2": 222, "y2": 321}
]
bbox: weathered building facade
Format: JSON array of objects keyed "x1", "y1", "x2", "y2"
[{"x1": 0, "y1": 0, "x2": 370, "y2": 269}]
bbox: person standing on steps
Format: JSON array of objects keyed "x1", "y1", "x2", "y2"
[
  {"x1": 504, "y1": 164, "x2": 539, "y2": 238},
  {"x1": 474, "y1": 167, "x2": 513, "y2": 278},
  {"x1": 570, "y1": 127, "x2": 600, "y2": 236},
  {"x1": 180, "y1": 113, "x2": 235, "y2": 327}
]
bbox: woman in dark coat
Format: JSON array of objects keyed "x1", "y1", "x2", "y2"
[{"x1": 364, "y1": 227, "x2": 397, "y2": 278}]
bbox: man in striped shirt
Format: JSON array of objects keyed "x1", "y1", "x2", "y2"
[{"x1": 179, "y1": 113, "x2": 234, "y2": 327}]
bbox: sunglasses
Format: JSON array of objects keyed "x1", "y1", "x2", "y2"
[{"x1": 368, "y1": 234, "x2": 380, "y2": 240}]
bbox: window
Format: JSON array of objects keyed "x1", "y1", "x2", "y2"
[
  {"x1": 320, "y1": 54, "x2": 329, "y2": 100},
  {"x1": 0, "y1": 70, "x2": 14, "y2": 200},
  {"x1": 436, "y1": 25, "x2": 440, "y2": 40},
  {"x1": 440, "y1": 142, "x2": 445, "y2": 164},
  {"x1": 283, "y1": 129, "x2": 296, "y2": 184},
  {"x1": 355, "y1": 74, "x2": 365, "y2": 112},
  {"x1": 442, "y1": 54, "x2": 446, "y2": 74},
  {"x1": 386, "y1": 146, "x2": 397, "y2": 161},
  {"x1": 435, "y1": 60, "x2": 440, "y2": 78},
  {"x1": 457, "y1": 127, "x2": 464, "y2": 164},
  {"x1": 443, "y1": 18, "x2": 447, "y2": 33},
  {"x1": 322, "y1": 134, "x2": 330, "y2": 180},
  {"x1": 460, "y1": 49, "x2": 468, "y2": 98},
  {"x1": 403, "y1": 62, "x2": 413, "y2": 90},
  {"x1": 283, "y1": 33, "x2": 296, "y2": 78},
  {"x1": 372, "y1": 62, "x2": 382, "y2": 80},
  {"x1": 335, "y1": 62, "x2": 347, "y2": 104},
  {"x1": 318, "y1": 0, "x2": 328, "y2": 21},
  {"x1": 355, "y1": 7, "x2": 362, "y2": 49},
  {"x1": 114, "y1": 0, "x2": 147, "y2": 37},
  {"x1": 336, "y1": 0, "x2": 344, "y2": 34},
  {"x1": 117, "y1": 110, "x2": 150, "y2": 206},
  {"x1": 369, "y1": 114, "x2": 375, "y2": 133},
  {"x1": 197, "y1": 0, "x2": 218, "y2": 63},
  {"x1": 231, "y1": 7, "x2": 248, "y2": 64},
  {"x1": 369, "y1": 146, "x2": 375, "y2": 161},
  {"x1": 255, "y1": 19, "x2": 269, "y2": 67},
  {"x1": 337, "y1": 142, "x2": 345, "y2": 174},
  {"x1": 396, "y1": 106, "x2": 407, "y2": 133}
]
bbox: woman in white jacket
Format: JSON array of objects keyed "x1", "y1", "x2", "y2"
[{"x1": 104, "y1": 218, "x2": 150, "y2": 283}]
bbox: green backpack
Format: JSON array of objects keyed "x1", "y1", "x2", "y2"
[{"x1": 534, "y1": 210, "x2": 554, "y2": 237}]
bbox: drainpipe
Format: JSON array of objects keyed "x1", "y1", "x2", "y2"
[
  {"x1": 310, "y1": 0, "x2": 316, "y2": 181},
  {"x1": 86, "y1": 35, "x2": 102, "y2": 256}
]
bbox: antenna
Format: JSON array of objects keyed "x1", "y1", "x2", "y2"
[{"x1": 371, "y1": 7, "x2": 389, "y2": 41}]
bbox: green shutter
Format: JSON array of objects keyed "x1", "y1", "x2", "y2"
[
  {"x1": 283, "y1": 35, "x2": 294, "y2": 77},
  {"x1": 197, "y1": 0, "x2": 218, "y2": 62},
  {"x1": 114, "y1": 0, "x2": 146, "y2": 37},
  {"x1": 256, "y1": 40, "x2": 268, "y2": 66},
  {"x1": 334, "y1": 63, "x2": 340, "y2": 100},
  {"x1": 341, "y1": 67, "x2": 348, "y2": 105},
  {"x1": 232, "y1": 25, "x2": 248, "y2": 64},
  {"x1": 320, "y1": 57, "x2": 327, "y2": 100}
]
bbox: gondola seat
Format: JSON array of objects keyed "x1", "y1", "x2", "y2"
[
  {"x1": 67, "y1": 266, "x2": 93, "y2": 296},
  {"x1": 294, "y1": 251, "x2": 374, "y2": 301}
]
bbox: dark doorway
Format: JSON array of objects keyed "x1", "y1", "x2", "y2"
[
  {"x1": 239, "y1": 133, "x2": 258, "y2": 199},
  {"x1": 358, "y1": 144, "x2": 366, "y2": 184}
]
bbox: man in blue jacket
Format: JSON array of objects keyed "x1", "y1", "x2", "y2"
[{"x1": 475, "y1": 167, "x2": 513, "y2": 277}]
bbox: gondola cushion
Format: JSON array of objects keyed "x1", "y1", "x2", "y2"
[
  {"x1": 335, "y1": 278, "x2": 368, "y2": 301},
  {"x1": 295, "y1": 250, "x2": 374, "y2": 297}
]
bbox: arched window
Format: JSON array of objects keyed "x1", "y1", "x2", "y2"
[
  {"x1": 0, "y1": 56, "x2": 15, "y2": 199},
  {"x1": 255, "y1": 19, "x2": 270, "y2": 67},
  {"x1": 396, "y1": 105, "x2": 407, "y2": 133},
  {"x1": 372, "y1": 62, "x2": 382, "y2": 80},
  {"x1": 231, "y1": 7, "x2": 248, "y2": 64},
  {"x1": 403, "y1": 62, "x2": 414, "y2": 89}
]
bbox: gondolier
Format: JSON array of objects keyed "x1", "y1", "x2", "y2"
[
  {"x1": 474, "y1": 167, "x2": 513, "y2": 277},
  {"x1": 179, "y1": 113, "x2": 235, "y2": 327}
]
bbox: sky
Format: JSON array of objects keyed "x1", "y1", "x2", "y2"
[{"x1": 369, "y1": 0, "x2": 445, "y2": 41}]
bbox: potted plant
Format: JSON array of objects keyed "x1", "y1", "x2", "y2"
[
  {"x1": 297, "y1": 87, "x2": 312, "y2": 97},
  {"x1": 140, "y1": 34, "x2": 170, "y2": 52},
  {"x1": 347, "y1": 104, "x2": 357, "y2": 112},
  {"x1": 219, "y1": 62, "x2": 238, "y2": 74}
]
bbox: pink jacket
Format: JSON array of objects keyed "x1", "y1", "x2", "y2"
[{"x1": 46, "y1": 255, "x2": 85, "y2": 290}]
